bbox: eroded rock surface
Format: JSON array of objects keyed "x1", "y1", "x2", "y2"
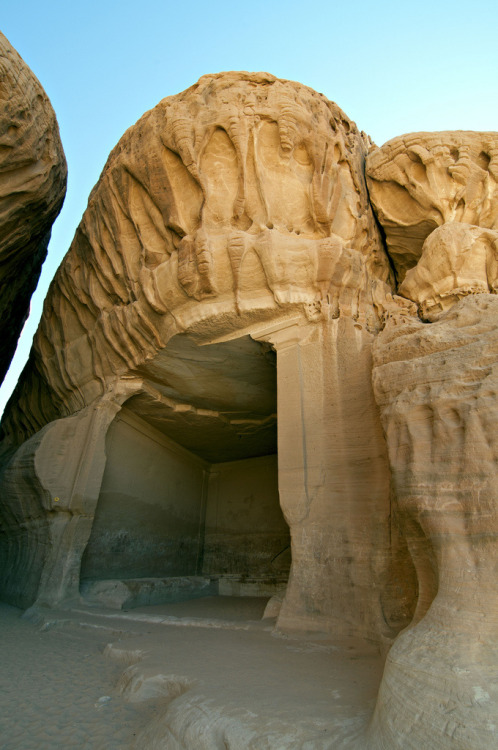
[
  {"x1": 398, "y1": 222, "x2": 498, "y2": 320},
  {"x1": 2, "y1": 71, "x2": 391, "y2": 443},
  {"x1": 368, "y1": 133, "x2": 498, "y2": 749},
  {"x1": 0, "y1": 73, "x2": 409, "y2": 651},
  {"x1": 366, "y1": 131, "x2": 498, "y2": 282},
  {"x1": 370, "y1": 295, "x2": 498, "y2": 749},
  {"x1": 1, "y1": 74, "x2": 497, "y2": 750},
  {"x1": 0, "y1": 32, "x2": 66, "y2": 383}
]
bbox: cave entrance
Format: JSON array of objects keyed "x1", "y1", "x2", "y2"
[{"x1": 80, "y1": 334, "x2": 290, "y2": 608}]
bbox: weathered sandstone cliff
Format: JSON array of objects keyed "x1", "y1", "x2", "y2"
[
  {"x1": 0, "y1": 32, "x2": 66, "y2": 383},
  {"x1": 366, "y1": 131, "x2": 498, "y2": 283},
  {"x1": 2, "y1": 71, "x2": 391, "y2": 443}
]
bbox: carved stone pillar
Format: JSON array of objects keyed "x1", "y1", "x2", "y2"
[{"x1": 257, "y1": 315, "x2": 406, "y2": 642}]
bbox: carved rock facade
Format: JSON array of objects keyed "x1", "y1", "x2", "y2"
[
  {"x1": 0, "y1": 33, "x2": 66, "y2": 383},
  {"x1": 0, "y1": 75, "x2": 496, "y2": 749},
  {"x1": 0, "y1": 73, "x2": 403, "y2": 647}
]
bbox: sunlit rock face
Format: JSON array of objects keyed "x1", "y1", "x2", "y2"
[
  {"x1": 0, "y1": 72, "x2": 408, "y2": 651},
  {"x1": 367, "y1": 133, "x2": 498, "y2": 750},
  {"x1": 0, "y1": 33, "x2": 66, "y2": 384},
  {"x1": 2, "y1": 71, "x2": 391, "y2": 443},
  {"x1": 2, "y1": 72, "x2": 496, "y2": 750},
  {"x1": 366, "y1": 131, "x2": 498, "y2": 283},
  {"x1": 398, "y1": 222, "x2": 498, "y2": 320}
]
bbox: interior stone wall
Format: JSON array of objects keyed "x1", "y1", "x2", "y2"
[
  {"x1": 80, "y1": 409, "x2": 208, "y2": 580},
  {"x1": 80, "y1": 410, "x2": 288, "y2": 584},
  {"x1": 202, "y1": 455, "x2": 289, "y2": 577}
]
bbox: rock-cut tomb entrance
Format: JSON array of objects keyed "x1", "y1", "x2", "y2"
[{"x1": 80, "y1": 334, "x2": 290, "y2": 608}]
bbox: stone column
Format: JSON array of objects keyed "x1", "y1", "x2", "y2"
[
  {"x1": 258, "y1": 315, "x2": 405, "y2": 642},
  {"x1": 32, "y1": 398, "x2": 123, "y2": 608}
]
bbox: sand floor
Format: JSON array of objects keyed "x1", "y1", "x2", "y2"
[
  {"x1": 0, "y1": 602, "x2": 160, "y2": 749},
  {"x1": 0, "y1": 597, "x2": 385, "y2": 749}
]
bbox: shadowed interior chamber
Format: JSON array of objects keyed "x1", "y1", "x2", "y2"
[{"x1": 80, "y1": 334, "x2": 290, "y2": 603}]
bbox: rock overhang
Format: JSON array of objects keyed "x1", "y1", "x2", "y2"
[{"x1": 1, "y1": 70, "x2": 393, "y2": 446}]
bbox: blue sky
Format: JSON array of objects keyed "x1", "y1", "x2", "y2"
[{"x1": 1, "y1": 0, "x2": 497, "y2": 414}]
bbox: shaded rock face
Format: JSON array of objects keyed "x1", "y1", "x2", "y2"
[
  {"x1": 0, "y1": 33, "x2": 67, "y2": 384},
  {"x1": 370, "y1": 296, "x2": 498, "y2": 749}
]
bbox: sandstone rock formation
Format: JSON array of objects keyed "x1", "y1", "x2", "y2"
[
  {"x1": 0, "y1": 75, "x2": 496, "y2": 750},
  {"x1": 366, "y1": 133, "x2": 498, "y2": 749},
  {"x1": 369, "y1": 296, "x2": 498, "y2": 749},
  {"x1": 366, "y1": 131, "x2": 498, "y2": 283},
  {"x1": 0, "y1": 72, "x2": 411, "y2": 650},
  {"x1": 398, "y1": 221, "x2": 498, "y2": 320},
  {"x1": 2, "y1": 71, "x2": 391, "y2": 439},
  {"x1": 0, "y1": 32, "x2": 67, "y2": 383}
]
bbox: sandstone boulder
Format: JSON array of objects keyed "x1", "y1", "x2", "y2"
[
  {"x1": 398, "y1": 222, "x2": 498, "y2": 320},
  {"x1": 2, "y1": 71, "x2": 391, "y2": 443}
]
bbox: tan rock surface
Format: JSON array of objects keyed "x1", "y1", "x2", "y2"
[
  {"x1": 398, "y1": 221, "x2": 498, "y2": 320},
  {"x1": 2, "y1": 71, "x2": 391, "y2": 443},
  {"x1": 366, "y1": 131, "x2": 498, "y2": 282},
  {"x1": 370, "y1": 294, "x2": 498, "y2": 749},
  {"x1": 368, "y1": 134, "x2": 498, "y2": 748},
  {"x1": 0, "y1": 73, "x2": 408, "y2": 651},
  {"x1": 0, "y1": 32, "x2": 66, "y2": 383},
  {"x1": 2, "y1": 74, "x2": 496, "y2": 750}
]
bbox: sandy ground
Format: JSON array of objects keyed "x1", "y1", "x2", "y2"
[
  {"x1": 0, "y1": 597, "x2": 385, "y2": 749},
  {"x1": 0, "y1": 602, "x2": 160, "y2": 749}
]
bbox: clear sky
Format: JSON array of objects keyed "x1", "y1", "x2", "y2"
[{"x1": 1, "y1": 0, "x2": 497, "y2": 415}]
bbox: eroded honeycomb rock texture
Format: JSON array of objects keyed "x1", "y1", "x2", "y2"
[{"x1": 0, "y1": 33, "x2": 66, "y2": 384}]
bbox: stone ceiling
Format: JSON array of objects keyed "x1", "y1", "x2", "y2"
[{"x1": 128, "y1": 334, "x2": 277, "y2": 463}]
